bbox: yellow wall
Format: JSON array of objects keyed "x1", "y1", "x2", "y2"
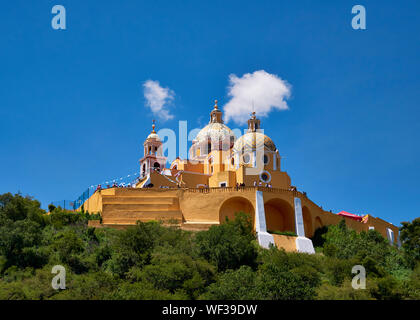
[
  {"x1": 81, "y1": 188, "x2": 116, "y2": 213},
  {"x1": 179, "y1": 187, "x2": 257, "y2": 223},
  {"x1": 209, "y1": 170, "x2": 236, "y2": 187},
  {"x1": 272, "y1": 234, "x2": 298, "y2": 252},
  {"x1": 81, "y1": 186, "x2": 400, "y2": 248},
  {"x1": 178, "y1": 172, "x2": 210, "y2": 188}
]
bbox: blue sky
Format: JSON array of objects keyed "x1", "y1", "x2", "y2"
[{"x1": 0, "y1": 0, "x2": 418, "y2": 226}]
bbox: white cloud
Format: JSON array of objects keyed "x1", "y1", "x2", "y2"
[
  {"x1": 223, "y1": 70, "x2": 291, "y2": 124},
  {"x1": 143, "y1": 80, "x2": 175, "y2": 121}
]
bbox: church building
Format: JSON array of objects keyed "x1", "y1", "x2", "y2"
[{"x1": 83, "y1": 101, "x2": 400, "y2": 253}]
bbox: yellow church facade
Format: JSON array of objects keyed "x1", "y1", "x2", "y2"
[{"x1": 83, "y1": 101, "x2": 400, "y2": 253}]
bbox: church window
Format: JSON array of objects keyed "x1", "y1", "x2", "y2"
[
  {"x1": 259, "y1": 170, "x2": 271, "y2": 183},
  {"x1": 153, "y1": 162, "x2": 160, "y2": 172},
  {"x1": 263, "y1": 154, "x2": 269, "y2": 165},
  {"x1": 242, "y1": 153, "x2": 251, "y2": 164}
]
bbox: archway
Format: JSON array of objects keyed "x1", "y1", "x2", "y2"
[
  {"x1": 264, "y1": 198, "x2": 295, "y2": 233},
  {"x1": 302, "y1": 206, "x2": 313, "y2": 237},
  {"x1": 314, "y1": 216, "x2": 323, "y2": 231},
  {"x1": 153, "y1": 162, "x2": 160, "y2": 172},
  {"x1": 219, "y1": 197, "x2": 255, "y2": 227}
]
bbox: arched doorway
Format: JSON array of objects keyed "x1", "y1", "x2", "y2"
[
  {"x1": 264, "y1": 198, "x2": 295, "y2": 233},
  {"x1": 219, "y1": 197, "x2": 255, "y2": 227},
  {"x1": 314, "y1": 216, "x2": 323, "y2": 231},
  {"x1": 302, "y1": 206, "x2": 313, "y2": 237}
]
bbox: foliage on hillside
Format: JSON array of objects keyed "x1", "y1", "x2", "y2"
[{"x1": 0, "y1": 192, "x2": 419, "y2": 300}]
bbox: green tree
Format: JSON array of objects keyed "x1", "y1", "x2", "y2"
[
  {"x1": 256, "y1": 248, "x2": 321, "y2": 300},
  {"x1": 0, "y1": 219, "x2": 46, "y2": 271},
  {"x1": 106, "y1": 221, "x2": 163, "y2": 277},
  {"x1": 201, "y1": 266, "x2": 259, "y2": 300},
  {"x1": 195, "y1": 212, "x2": 257, "y2": 272},
  {"x1": 137, "y1": 248, "x2": 215, "y2": 298},
  {"x1": 400, "y1": 217, "x2": 420, "y2": 268}
]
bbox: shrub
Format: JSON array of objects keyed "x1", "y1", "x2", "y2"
[
  {"x1": 201, "y1": 266, "x2": 258, "y2": 300},
  {"x1": 311, "y1": 225, "x2": 329, "y2": 248},
  {"x1": 0, "y1": 192, "x2": 416, "y2": 301},
  {"x1": 195, "y1": 212, "x2": 257, "y2": 272},
  {"x1": 400, "y1": 218, "x2": 420, "y2": 268},
  {"x1": 256, "y1": 247, "x2": 321, "y2": 299},
  {"x1": 106, "y1": 221, "x2": 163, "y2": 277},
  {"x1": 316, "y1": 281, "x2": 373, "y2": 300}
]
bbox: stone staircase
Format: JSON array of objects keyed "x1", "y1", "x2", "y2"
[{"x1": 101, "y1": 189, "x2": 183, "y2": 226}]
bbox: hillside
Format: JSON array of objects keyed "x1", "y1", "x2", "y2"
[{"x1": 0, "y1": 192, "x2": 418, "y2": 300}]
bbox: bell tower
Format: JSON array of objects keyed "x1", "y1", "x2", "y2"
[{"x1": 139, "y1": 120, "x2": 167, "y2": 179}]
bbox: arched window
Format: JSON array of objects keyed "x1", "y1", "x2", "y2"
[
  {"x1": 263, "y1": 154, "x2": 269, "y2": 165},
  {"x1": 242, "y1": 153, "x2": 251, "y2": 164},
  {"x1": 153, "y1": 162, "x2": 160, "y2": 172}
]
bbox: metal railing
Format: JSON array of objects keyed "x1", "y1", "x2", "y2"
[{"x1": 49, "y1": 200, "x2": 75, "y2": 211}]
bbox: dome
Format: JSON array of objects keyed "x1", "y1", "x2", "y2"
[
  {"x1": 194, "y1": 122, "x2": 236, "y2": 144},
  {"x1": 145, "y1": 120, "x2": 161, "y2": 141},
  {"x1": 146, "y1": 132, "x2": 160, "y2": 141},
  {"x1": 233, "y1": 131, "x2": 276, "y2": 153}
]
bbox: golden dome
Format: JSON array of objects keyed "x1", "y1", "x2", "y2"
[
  {"x1": 147, "y1": 132, "x2": 160, "y2": 141},
  {"x1": 194, "y1": 122, "x2": 236, "y2": 144},
  {"x1": 146, "y1": 120, "x2": 161, "y2": 141},
  {"x1": 233, "y1": 131, "x2": 276, "y2": 152}
]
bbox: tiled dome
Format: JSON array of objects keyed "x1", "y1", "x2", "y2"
[
  {"x1": 195, "y1": 122, "x2": 236, "y2": 144},
  {"x1": 233, "y1": 131, "x2": 276, "y2": 152}
]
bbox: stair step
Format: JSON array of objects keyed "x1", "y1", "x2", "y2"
[
  {"x1": 102, "y1": 195, "x2": 176, "y2": 204},
  {"x1": 104, "y1": 218, "x2": 182, "y2": 224},
  {"x1": 103, "y1": 203, "x2": 177, "y2": 211},
  {"x1": 103, "y1": 210, "x2": 182, "y2": 221}
]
